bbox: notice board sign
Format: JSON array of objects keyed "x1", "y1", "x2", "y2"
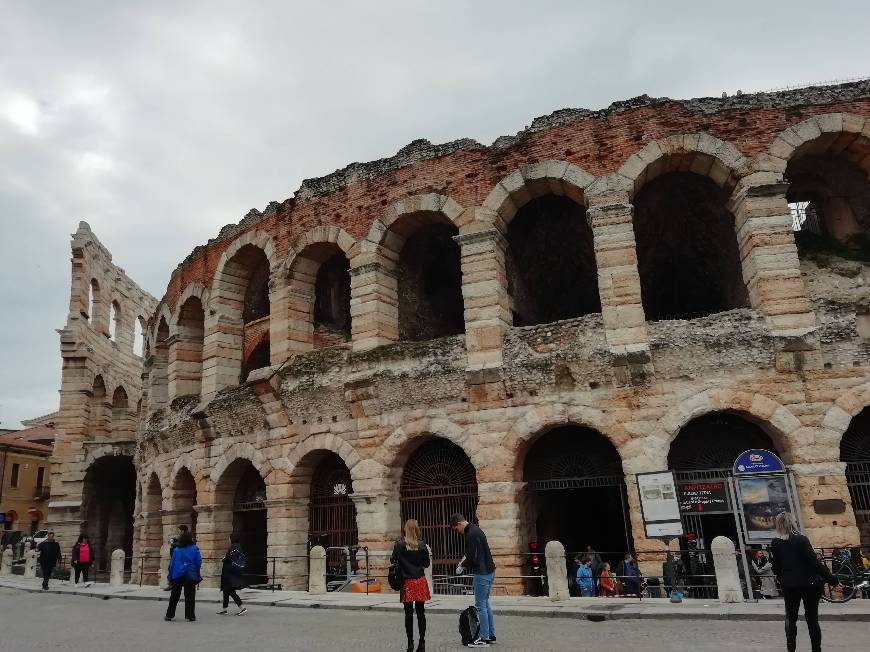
[
  {"x1": 637, "y1": 471, "x2": 684, "y2": 538},
  {"x1": 737, "y1": 475, "x2": 791, "y2": 542},
  {"x1": 678, "y1": 481, "x2": 730, "y2": 513}
]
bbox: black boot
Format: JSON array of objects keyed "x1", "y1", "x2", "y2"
[
  {"x1": 415, "y1": 640, "x2": 425, "y2": 652},
  {"x1": 406, "y1": 640, "x2": 414, "y2": 652}
]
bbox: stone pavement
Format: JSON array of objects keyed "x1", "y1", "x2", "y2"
[{"x1": 3, "y1": 576, "x2": 869, "y2": 621}]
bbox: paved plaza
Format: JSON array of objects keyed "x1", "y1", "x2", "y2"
[{"x1": 2, "y1": 586, "x2": 869, "y2": 652}]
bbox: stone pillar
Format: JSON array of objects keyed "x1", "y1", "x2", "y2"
[
  {"x1": 201, "y1": 312, "x2": 244, "y2": 400},
  {"x1": 309, "y1": 545, "x2": 326, "y2": 594},
  {"x1": 727, "y1": 176, "x2": 816, "y2": 336},
  {"x1": 476, "y1": 481, "x2": 526, "y2": 595},
  {"x1": 0, "y1": 547, "x2": 12, "y2": 576},
  {"x1": 159, "y1": 543, "x2": 171, "y2": 589},
  {"x1": 283, "y1": 283, "x2": 315, "y2": 358},
  {"x1": 265, "y1": 496, "x2": 310, "y2": 591},
  {"x1": 110, "y1": 548, "x2": 125, "y2": 586},
  {"x1": 351, "y1": 486, "x2": 401, "y2": 589},
  {"x1": 349, "y1": 256, "x2": 399, "y2": 352},
  {"x1": 192, "y1": 505, "x2": 230, "y2": 588},
  {"x1": 711, "y1": 536, "x2": 743, "y2": 603},
  {"x1": 24, "y1": 550, "x2": 37, "y2": 578},
  {"x1": 545, "y1": 540, "x2": 569, "y2": 601},
  {"x1": 790, "y1": 462, "x2": 860, "y2": 549},
  {"x1": 455, "y1": 225, "x2": 511, "y2": 372},
  {"x1": 269, "y1": 277, "x2": 293, "y2": 365}
]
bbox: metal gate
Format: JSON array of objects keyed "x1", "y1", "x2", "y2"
[
  {"x1": 846, "y1": 462, "x2": 870, "y2": 547},
  {"x1": 400, "y1": 439, "x2": 478, "y2": 594},
  {"x1": 309, "y1": 453, "x2": 358, "y2": 580},
  {"x1": 233, "y1": 465, "x2": 268, "y2": 585}
]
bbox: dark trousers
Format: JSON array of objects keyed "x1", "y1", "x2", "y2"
[
  {"x1": 403, "y1": 601, "x2": 426, "y2": 644},
  {"x1": 166, "y1": 580, "x2": 197, "y2": 620},
  {"x1": 222, "y1": 588, "x2": 242, "y2": 609},
  {"x1": 40, "y1": 563, "x2": 55, "y2": 589},
  {"x1": 783, "y1": 586, "x2": 822, "y2": 652},
  {"x1": 74, "y1": 563, "x2": 92, "y2": 584}
]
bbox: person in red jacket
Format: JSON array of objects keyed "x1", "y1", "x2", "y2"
[{"x1": 71, "y1": 535, "x2": 93, "y2": 585}]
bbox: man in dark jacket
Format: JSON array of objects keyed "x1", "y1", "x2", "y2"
[
  {"x1": 217, "y1": 533, "x2": 248, "y2": 616},
  {"x1": 450, "y1": 513, "x2": 496, "y2": 647},
  {"x1": 36, "y1": 531, "x2": 61, "y2": 590}
]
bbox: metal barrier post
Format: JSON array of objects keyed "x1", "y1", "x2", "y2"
[
  {"x1": 364, "y1": 547, "x2": 369, "y2": 595},
  {"x1": 271, "y1": 557, "x2": 276, "y2": 593},
  {"x1": 138, "y1": 557, "x2": 144, "y2": 587}
]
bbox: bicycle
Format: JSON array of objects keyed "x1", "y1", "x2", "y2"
[{"x1": 819, "y1": 553, "x2": 870, "y2": 603}]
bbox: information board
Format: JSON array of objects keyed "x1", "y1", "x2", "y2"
[
  {"x1": 678, "y1": 481, "x2": 730, "y2": 513},
  {"x1": 637, "y1": 471, "x2": 684, "y2": 538}
]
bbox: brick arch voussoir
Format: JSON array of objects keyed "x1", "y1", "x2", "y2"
[
  {"x1": 211, "y1": 229, "x2": 280, "y2": 298},
  {"x1": 282, "y1": 225, "x2": 356, "y2": 278},
  {"x1": 481, "y1": 160, "x2": 596, "y2": 228},
  {"x1": 171, "y1": 283, "x2": 210, "y2": 330},
  {"x1": 767, "y1": 113, "x2": 869, "y2": 171},
  {"x1": 378, "y1": 416, "x2": 471, "y2": 469},
  {"x1": 365, "y1": 193, "x2": 465, "y2": 248},
  {"x1": 822, "y1": 380, "x2": 870, "y2": 442},
  {"x1": 211, "y1": 442, "x2": 272, "y2": 487},
  {"x1": 286, "y1": 433, "x2": 362, "y2": 480},
  {"x1": 148, "y1": 303, "x2": 173, "y2": 351}
]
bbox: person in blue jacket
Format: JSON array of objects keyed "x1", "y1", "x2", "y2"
[
  {"x1": 576, "y1": 557, "x2": 595, "y2": 597},
  {"x1": 164, "y1": 531, "x2": 202, "y2": 622}
]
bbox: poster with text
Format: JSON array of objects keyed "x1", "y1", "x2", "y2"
[{"x1": 737, "y1": 476, "x2": 790, "y2": 541}]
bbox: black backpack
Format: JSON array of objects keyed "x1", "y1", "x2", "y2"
[
  {"x1": 388, "y1": 541, "x2": 404, "y2": 591},
  {"x1": 459, "y1": 606, "x2": 480, "y2": 645}
]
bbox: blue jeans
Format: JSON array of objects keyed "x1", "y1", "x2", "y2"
[{"x1": 473, "y1": 572, "x2": 495, "y2": 641}]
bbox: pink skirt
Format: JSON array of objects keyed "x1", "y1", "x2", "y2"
[{"x1": 400, "y1": 576, "x2": 431, "y2": 603}]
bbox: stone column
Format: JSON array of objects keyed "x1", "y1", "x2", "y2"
[
  {"x1": 727, "y1": 176, "x2": 816, "y2": 336},
  {"x1": 349, "y1": 256, "x2": 399, "y2": 352},
  {"x1": 269, "y1": 277, "x2": 293, "y2": 365},
  {"x1": 351, "y1": 487, "x2": 401, "y2": 589},
  {"x1": 201, "y1": 312, "x2": 244, "y2": 400},
  {"x1": 585, "y1": 197, "x2": 652, "y2": 387},
  {"x1": 110, "y1": 548, "x2": 125, "y2": 586},
  {"x1": 283, "y1": 283, "x2": 315, "y2": 358},
  {"x1": 24, "y1": 550, "x2": 37, "y2": 578},
  {"x1": 309, "y1": 546, "x2": 326, "y2": 594},
  {"x1": 455, "y1": 224, "x2": 511, "y2": 372},
  {"x1": 790, "y1": 462, "x2": 860, "y2": 548},
  {"x1": 477, "y1": 481, "x2": 526, "y2": 595},
  {"x1": 265, "y1": 497, "x2": 310, "y2": 591},
  {"x1": 0, "y1": 547, "x2": 12, "y2": 576},
  {"x1": 193, "y1": 505, "x2": 230, "y2": 588},
  {"x1": 711, "y1": 536, "x2": 743, "y2": 603},
  {"x1": 545, "y1": 541, "x2": 569, "y2": 601}
]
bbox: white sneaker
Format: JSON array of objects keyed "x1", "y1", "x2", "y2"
[
  {"x1": 467, "y1": 641, "x2": 489, "y2": 648},
  {"x1": 235, "y1": 607, "x2": 248, "y2": 616},
  {"x1": 216, "y1": 609, "x2": 228, "y2": 615}
]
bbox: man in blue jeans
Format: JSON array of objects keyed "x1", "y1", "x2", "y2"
[{"x1": 450, "y1": 513, "x2": 496, "y2": 647}]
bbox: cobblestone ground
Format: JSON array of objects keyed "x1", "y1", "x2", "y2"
[{"x1": 2, "y1": 587, "x2": 866, "y2": 651}]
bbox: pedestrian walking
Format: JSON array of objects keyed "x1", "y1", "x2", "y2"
[
  {"x1": 450, "y1": 513, "x2": 496, "y2": 648},
  {"x1": 598, "y1": 562, "x2": 617, "y2": 597},
  {"x1": 164, "y1": 531, "x2": 202, "y2": 622},
  {"x1": 165, "y1": 525, "x2": 190, "y2": 591},
  {"x1": 754, "y1": 551, "x2": 778, "y2": 599},
  {"x1": 71, "y1": 535, "x2": 93, "y2": 585},
  {"x1": 770, "y1": 512, "x2": 838, "y2": 652},
  {"x1": 568, "y1": 555, "x2": 583, "y2": 597},
  {"x1": 576, "y1": 557, "x2": 595, "y2": 597},
  {"x1": 217, "y1": 533, "x2": 248, "y2": 616},
  {"x1": 36, "y1": 531, "x2": 61, "y2": 590},
  {"x1": 584, "y1": 544, "x2": 603, "y2": 593},
  {"x1": 391, "y1": 519, "x2": 431, "y2": 652},
  {"x1": 616, "y1": 553, "x2": 641, "y2": 596}
]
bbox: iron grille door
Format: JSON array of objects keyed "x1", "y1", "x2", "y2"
[{"x1": 309, "y1": 454, "x2": 358, "y2": 580}]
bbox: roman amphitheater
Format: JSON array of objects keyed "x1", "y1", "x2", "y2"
[{"x1": 47, "y1": 81, "x2": 870, "y2": 592}]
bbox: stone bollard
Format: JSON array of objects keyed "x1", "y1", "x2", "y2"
[
  {"x1": 110, "y1": 549, "x2": 126, "y2": 586},
  {"x1": 711, "y1": 536, "x2": 743, "y2": 603},
  {"x1": 309, "y1": 546, "x2": 326, "y2": 594},
  {"x1": 545, "y1": 541, "x2": 569, "y2": 601},
  {"x1": 424, "y1": 544, "x2": 434, "y2": 595},
  {"x1": 0, "y1": 547, "x2": 12, "y2": 576},
  {"x1": 159, "y1": 544, "x2": 171, "y2": 589},
  {"x1": 24, "y1": 550, "x2": 37, "y2": 578}
]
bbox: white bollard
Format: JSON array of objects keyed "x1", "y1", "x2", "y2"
[
  {"x1": 308, "y1": 545, "x2": 326, "y2": 594},
  {"x1": 159, "y1": 544, "x2": 171, "y2": 589},
  {"x1": 545, "y1": 540, "x2": 569, "y2": 601},
  {"x1": 0, "y1": 547, "x2": 12, "y2": 576},
  {"x1": 24, "y1": 550, "x2": 37, "y2": 578},
  {"x1": 110, "y1": 549, "x2": 126, "y2": 586},
  {"x1": 711, "y1": 536, "x2": 743, "y2": 603}
]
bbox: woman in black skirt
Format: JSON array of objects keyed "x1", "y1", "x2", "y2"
[{"x1": 391, "y1": 519, "x2": 431, "y2": 652}]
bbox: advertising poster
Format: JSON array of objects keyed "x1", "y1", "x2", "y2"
[
  {"x1": 637, "y1": 471, "x2": 683, "y2": 538},
  {"x1": 678, "y1": 481, "x2": 730, "y2": 513},
  {"x1": 737, "y1": 476, "x2": 790, "y2": 541}
]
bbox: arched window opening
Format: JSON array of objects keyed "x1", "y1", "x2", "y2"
[
  {"x1": 309, "y1": 453, "x2": 358, "y2": 586},
  {"x1": 174, "y1": 297, "x2": 205, "y2": 397},
  {"x1": 242, "y1": 335, "x2": 270, "y2": 382},
  {"x1": 634, "y1": 172, "x2": 748, "y2": 320},
  {"x1": 786, "y1": 153, "x2": 870, "y2": 261},
  {"x1": 133, "y1": 316, "x2": 146, "y2": 357},
  {"x1": 141, "y1": 473, "x2": 163, "y2": 585},
  {"x1": 243, "y1": 250, "x2": 271, "y2": 323},
  {"x1": 521, "y1": 425, "x2": 630, "y2": 594},
  {"x1": 87, "y1": 279, "x2": 100, "y2": 325},
  {"x1": 313, "y1": 250, "x2": 351, "y2": 347},
  {"x1": 149, "y1": 317, "x2": 170, "y2": 413},
  {"x1": 397, "y1": 221, "x2": 464, "y2": 342},
  {"x1": 89, "y1": 376, "x2": 110, "y2": 438},
  {"x1": 217, "y1": 461, "x2": 268, "y2": 586},
  {"x1": 111, "y1": 386, "x2": 132, "y2": 439},
  {"x1": 82, "y1": 455, "x2": 136, "y2": 573},
  {"x1": 109, "y1": 301, "x2": 120, "y2": 341},
  {"x1": 172, "y1": 468, "x2": 198, "y2": 539},
  {"x1": 507, "y1": 196, "x2": 599, "y2": 326},
  {"x1": 400, "y1": 439, "x2": 477, "y2": 592},
  {"x1": 841, "y1": 408, "x2": 870, "y2": 548}
]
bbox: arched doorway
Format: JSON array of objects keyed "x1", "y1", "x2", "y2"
[
  {"x1": 308, "y1": 453, "x2": 358, "y2": 585},
  {"x1": 841, "y1": 407, "x2": 870, "y2": 547},
  {"x1": 522, "y1": 426, "x2": 630, "y2": 563},
  {"x1": 82, "y1": 455, "x2": 136, "y2": 573},
  {"x1": 216, "y1": 460, "x2": 268, "y2": 586},
  {"x1": 400, "y1": 439, "x2": 478, "y2": 593},
  {"x1": 668, "y1": 412, "x2": 777, "y2": 550},
  {"x1": 171, "y1": 467, "x2": 198, "y2": 538},
  {"x1": 141, "y1": 474, "x2": 163, "y2": 585}
]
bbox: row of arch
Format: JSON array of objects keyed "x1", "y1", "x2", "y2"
[
  {"x1": 83, "y1": 277, "x2": 148, "y2": 356},
  {"x1": 144, "y1": 113, "x2": 870, "y2": 405}
]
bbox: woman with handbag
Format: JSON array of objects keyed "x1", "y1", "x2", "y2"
[
  {"x1": 770, "y1": 512, "x2": 838, "y2": 652},
  {"x1": 164, "y1": 531, "x2": 202, "y2": 622},
  {"x1": 70, "y1": 535, "x2": 93, "y2": 585},
  {"x1": 390, "y1": 519, "x2": 431, "y2": 652}
]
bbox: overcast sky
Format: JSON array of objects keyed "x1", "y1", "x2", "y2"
[{"x1": 1, "y1": 1, "x2": 868, "y2": 428}]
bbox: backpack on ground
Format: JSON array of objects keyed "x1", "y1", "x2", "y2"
[{"x1": 459, "y1": 606, "x2": 480, "y2": 645}]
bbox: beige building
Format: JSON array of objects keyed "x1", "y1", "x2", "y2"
[
  {"x1": 47, "y1": 81, "x2": 870, "y2": 591},
  {"x1": 1, "y1": 417, "x2": 54, "y2": 536}
]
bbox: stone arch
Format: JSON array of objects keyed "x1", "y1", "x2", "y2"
[
  {"x1": 822, "y1": 380, "x2": 870, "y2": 443},
  {"x1": 768, "y1": 113, "x2": 870, "y2": 173},
  {"x1": 211, "y1": 442, "x2": 274, "y2": 488},
  {"x1": 364, "y1": 193, "x2": 464, "y2": 248},
  {"x1": 82, "y1": 453, "x2": 136, "y2": 571},
  {"x1": 170, "y1": 286, "x2": 207, "y2": 399},
  {"x1": 172, "y1": 283, "x2": 210, "y2": 328},
  {"x1": 281, "y1": 226, "x2": 356, "y2": 355},
  {"x1": 615, "y1": 133, "x2": 747, "y2": 199},
  {"x1": 378, "y1": 416, "x2": 472, "y2": 472},
  {"x1": 481, "y1": 160, "x2": 596, "y2": 229},
  {"x1": 286, "y1": 433, "x2": 362, "y2": 481},
  {"x1": 211, "y1": 229, "x2": 280, "y2": 291},
  {"x1": 148, "y1": 304, "x2": 173, "y2": 352}
]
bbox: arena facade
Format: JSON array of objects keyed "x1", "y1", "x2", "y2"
[{"x1": 47, "y1": 81, "x2": 870, "y2": 591}]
